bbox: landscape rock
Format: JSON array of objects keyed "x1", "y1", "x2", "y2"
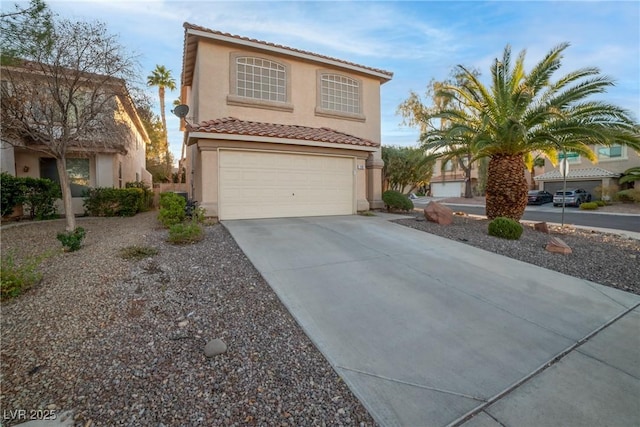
[
  {"x1": 534, "y1": 222, "x2": 549, "y2": 234},
  {"x1": 204, "y1": 338, "x2": 227, "y2": 357},
  {"x1": 424, "y1": 201, "x2": 454, "y2": 225},
  {"x1": 546, "y1": 237, "x2": 572, "y2": 254}
]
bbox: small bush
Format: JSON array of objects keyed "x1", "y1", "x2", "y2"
[
  {"x1": 119, "y1": 245, "x2": 159, "y2": 260},
  {"x1": 596, "y1": 200, "x2": 606, "y2": 207},
  {"x1": 158, "y1": 192, "x2": 186, "y2": 227},
  {"x1": 488, "y1": 217, "x2": 523, "y2": 240},
  {"x1": 1, "y1": 252, "x2": 45, "y2": 300},
  {"x1": 382, "y1": 190, "x2": 414, "y2": 212},
  {"x1": 21, "y1": 177, "x2": 60, "y2": 220},
  {"x1": 83, "y1": 187, "x2": 144, "y2": 217},
  {"x1": 579, "y1": 202, "x2": 598, "y2": 210},
  {"x1": 614, "y1": 189, "x2": 640, "y2": 203},
  {"x1": 57, "y1": 227, "x2": 86, "y2": 252},
  {"x1": 168, "y1": 221, "x2": 204, "y2": 244},
  {"x1": 0, "y1": 172, "x2": 24, "y2": 217},
  {"x1": 125, "y1": 181, "x2": 154, "y2": 212}
]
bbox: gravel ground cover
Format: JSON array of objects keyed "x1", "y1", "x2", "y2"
[
  {"x1": 1, "y1": 212, "x2": 375, "y2": 426},
  {"x1": 394, "y1": 213, "x2": 640, "y2": 295}
]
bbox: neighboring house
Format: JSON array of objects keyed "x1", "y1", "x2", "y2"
[
  {"x1": 430, "y1": 157, "x2": 480, "y2": 198},
  {"x1": 179, "y1": 23, "x2": 393, "y2": 220},
  {"x1": 1, "y1": 63, "x2": 152, "y2": 215},
  {"x1": 533, "y1": 145, "x2": 640, "y2": 198}
]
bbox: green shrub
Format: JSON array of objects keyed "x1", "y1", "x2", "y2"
[
  {"x1": 0, "y1": 172, "x2": 24, "y2": 217},
  {"x1": 158, "y1": 192, "x2": 186, "y2": 227},
  {"x1": 83, "y1": 187, "x2": 144, "y2": 217},
  {"x1": 1, "y1": 251, "x2": 45, "y2": 300},
  {"x1": 596, "y1": 200, "x2": 606, "y2": 207},
  {"x1": 168, "y1": 221, "x2": 204, "y2": 244},
  {"x1": 57, "y1": 227, "x2": 86, "y2": 252},
  {"x1": 579, "y1": 202, "x2": 598, "y2": 210},
  {"x1": 125, "y1": 181, "x2": 154, "y2": 212},
  {"x1": 21, "y1": 177, "x2": 60, "y2": 220},
  {"x1": 488, "y1": 217, "x2": 523, "y2": 240},
  {"x1": 382, "y1": 190, "x2": 414, "y2": 212},
  {"x1": 119, "y1": 245, "x2": 159, "y2": 260},
  {"x1": 614, "y1": 189, "x2": 640, "y2": 203}
]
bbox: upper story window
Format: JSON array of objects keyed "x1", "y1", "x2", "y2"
[
  {"x1": 597, "y1": 144, "x2": 625, "y2": 161},
  {"x1": 315, "y1": 71, "x2": 365, "y2": 121},
  {"x1": 228, "y1": 53, "x2": 292, "y2": 112},
  {"x1": 320, "y1": 74, "x2": 360, "y2": 114},
  {"x1": 236, "y1": 57, "x2": 286, "y2": 102}
]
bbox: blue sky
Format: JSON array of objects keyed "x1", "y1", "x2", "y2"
[{"x1": 31, "y1": 1, "x2": 640, "y2": 161}]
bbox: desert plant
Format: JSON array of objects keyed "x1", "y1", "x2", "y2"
[
  {"x1": 168, "y1": 221, "x2": 204, "y2": 244},
  {"x1": 56, "y1": 227, "x2": 86, "y2": 252},
  {"x1": 596, "y1": 200, "x2": 606, "y2": 207},
  {"x1": 382, "y1": 190, "x2": 414, "y2": 212},
  {"x1": 579, "y1": 202, "x2": 599, "y2": 210},
  {"x1": 119, "y1": 245, "x2": 159, "y2": 260},
  {"x1": 158, "y1": 192, "x2": 186, "y2": 227},
  {"x1": 614, "y1": 189, "x2": 640, "y2": 203},
  {"x1": 592, "y1": 184, "x2": 619, "y2": 202},
  {"x1": 1, "y1": 251, "x2": 45, "y2": 300},
  {"x1": 488, "y1": 217, "x2": 523, "y2": 240}
]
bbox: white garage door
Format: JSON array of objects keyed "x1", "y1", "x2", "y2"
[
  {"x1": 219, "y1": 150, "x2": 355, "y2": 220},
  {"x1": 431, "y1": 182, "x2": 462, "y2": 198}
]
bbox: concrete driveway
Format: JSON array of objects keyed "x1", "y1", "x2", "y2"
[{"x1": 224, "y1": 215, "x2": 640, "y2": 427}]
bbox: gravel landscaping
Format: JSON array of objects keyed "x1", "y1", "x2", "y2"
[
  {"x1": 2, "y1": 209, "x2": 639, "y2": 426},
  {"x1": 394, "y1": 213, "x2": 640, "y2": 295},
  {"x1": 0, "y1": 212, "x2": 375, "y2": 426}
]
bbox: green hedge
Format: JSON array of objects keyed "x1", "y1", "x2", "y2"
[
  {"x1": 125, "y1": 181, "x2": 154, "y2": 212},
  {"x1": 158, "y1": 192, "x2": 186, "y2": 228},
  {"x1": 0, "y1": 173, "x2": 60, "y2": 219},
  {"x1": 382, "y1": 190, "x2": 414, "y2": 212},
  {"x1": 83, "y1": 187, "x2": 145, "y2": 217},
  {"x1": 488, "y1": 217, "x2": 523, "y2": 240}
]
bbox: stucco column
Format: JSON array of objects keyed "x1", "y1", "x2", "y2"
[{"x1": 366, "y1": 153, "x2": 384, "y2": 209}]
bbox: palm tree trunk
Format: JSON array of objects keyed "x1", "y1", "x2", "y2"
[
  {"x1": 486, "y1": 154, "x2": 528, "y2": 220},
  {"x1": 158, "y1": 86, "x2": 170, "y2": 179}
]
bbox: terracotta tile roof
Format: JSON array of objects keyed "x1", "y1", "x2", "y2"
[
  {"x1": 534, "y1": 167, "x2": 621, "y2": 181},
  {"x1": 182, "y1": 22, "x2": 393, "y2": 86},
  {"x1": 188, "y1": 117, "x2": 378, "y2": 148}
]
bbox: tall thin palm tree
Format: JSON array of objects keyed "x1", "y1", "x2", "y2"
[
  {"x1": 147, "y1": 65, "x2": 176, "y2": 179},
  {"x1": 425, "y1": 43, "x2": 639, "y2": 220}
]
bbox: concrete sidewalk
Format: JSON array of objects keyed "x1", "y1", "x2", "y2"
[{"x1": 224, "y1": 215, "x2": 640, "y2": 427}]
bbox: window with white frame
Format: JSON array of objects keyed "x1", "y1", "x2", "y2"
[
  {"x1": 319, "y1": 73, "x2": 361, "y2": 115},
  {"x1": 236, "y1": 56, "x2": 286, "y2": 102},
  {"x1": 443, "y1": 160, "x2": 454, "y2": 172},
  {"x1": 597, "y1": 144, "x2": 624, "y2": 160}
]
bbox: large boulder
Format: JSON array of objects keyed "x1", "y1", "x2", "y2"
[
  {"x1": 424, "y1": 201, "x2": 454, "y2": 225},
  {"x1": 546, "y1": 237, "x2": 572, "y2": 255}
]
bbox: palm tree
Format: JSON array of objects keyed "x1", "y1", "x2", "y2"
[
  {"x1": 425, "y1": 43, "x2": 639, "y2": 220},
  {"x1": 147, "y1": 65, "x2": 176, "y2": 178}
]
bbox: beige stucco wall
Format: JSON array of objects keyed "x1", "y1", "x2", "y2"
[{"x1": 185, "y1": 39, "x2": 388, "y2": 210}]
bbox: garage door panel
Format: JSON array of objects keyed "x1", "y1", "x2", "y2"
[{"x1": 219, "y1": 150, "x2": 354, "y2": 220}]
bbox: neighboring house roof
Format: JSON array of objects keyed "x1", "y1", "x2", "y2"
[
  {"x1": 534, "y1": 167, "x2": 621, "y2": 181},
  {"x1": 188, "y1": 117, "x2": 378, "y2": 148},
  {"x1": 181, "y1": 22, "x2": 393, "y2": 87}
]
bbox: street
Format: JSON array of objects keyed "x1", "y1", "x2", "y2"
[{"x1": 413, "y1": 198, "x2": 640, "y2": 232}]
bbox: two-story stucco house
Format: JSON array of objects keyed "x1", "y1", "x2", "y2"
[
  {"x1": 179, "y1": 23, "x2": 393, "y2": 220},
  {"x1": 533, "y1": 144, "x2": 640, "y2": 197},
  {"x1": 1, "y1": 62, "x2": 152, "y2": 215}
]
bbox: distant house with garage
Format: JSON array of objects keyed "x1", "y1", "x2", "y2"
[
  {"x1": 533, "y1": 145, "x2": 640, "y2": 198},
  {"x1": 179, "y1": 23, "x2": 393, "y2": 220},
  {"x1": 429, "y1": 157, "x2": 481, "y2": 198}
]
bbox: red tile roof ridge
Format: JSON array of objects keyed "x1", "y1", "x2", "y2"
[
  {"x1": 188, "y1": 117, "x2": 378, "y2": 147},
  {"x1": 183, "y1": 22, "x2": 393, "y2": 79}
]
